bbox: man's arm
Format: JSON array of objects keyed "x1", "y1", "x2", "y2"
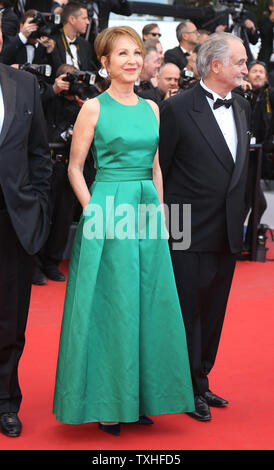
[
  {"x1": 28, "y1": 74, "x2": 52, "y2": 203},
  {"x1": 159, "y1": 99, "x2": 180, "y2": 181}
]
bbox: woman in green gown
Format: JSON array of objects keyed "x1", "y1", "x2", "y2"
[{"x1": 53, "y1": 26, "x2": 194, "y2": 435}]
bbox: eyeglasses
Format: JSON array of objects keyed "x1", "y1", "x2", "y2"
[
  {"x1": 150, "y1": 32, "x2": 162, "y2": 37},
  {"x1": 184, "y1": 30, "x2": 199, "y2": 34}
]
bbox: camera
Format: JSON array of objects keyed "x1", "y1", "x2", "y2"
[
  {"x1": 179, "y1": 69, "x2": 195, "y2": 89},
  {"x1": 242, "y1": 87, "x2": 253, "y2": 101},
  {"x1": 20, "y1": 62, "x2": 52, "y2": 79},
  {"x1": 30, "y1": 12, "x2": 62, "y2": 39},
  {"x1": 62, "y1": 70, "x2": 98, "y2": 100}
]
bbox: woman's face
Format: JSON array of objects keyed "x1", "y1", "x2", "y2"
[{"x1": 103, "y1": 36, "x2": 143, "y2": 84}]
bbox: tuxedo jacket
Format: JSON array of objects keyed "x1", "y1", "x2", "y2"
[
  {"x1": 164, "y1": 46, "x2": 188, "y2": 71},
  {"x1": 0, "y1": 63, "x2": 52, "y2": 255},
  {"x1": 50, "y1": 32, "x2": 98, "y2": 78},
  {"x1": 159, "y1": 83, "x2": 251, "y2": 253},
  {"x1": 1, "y1": 34, "x2": 53, "y2": 67}
]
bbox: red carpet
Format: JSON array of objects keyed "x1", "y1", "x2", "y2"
[{"x1": 0, "y1": 239, "x2": 274, "y2": 451}]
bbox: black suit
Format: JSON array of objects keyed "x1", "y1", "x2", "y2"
[
  {"x1": 164, "y1": 46, "x2": 189, "y2": 72},
  {"x1": 0, "y1": 8, "x2": 19, "y2": 44},
  {"x1": 159, "y1": 83, "x2": 250, "y2": 394},
  {"x1": 1, "y1": 33, "x2": 53, "y2": 66},
  {"x1": 50, "y1": 30, "x2": 98, "y2": 78},
  {"x1": 0, "y1": 64, "x2": 52, "y2": 412}
]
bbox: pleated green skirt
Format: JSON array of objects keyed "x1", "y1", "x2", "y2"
[{"x1": 53, "y1": 171, "x2": 194, "y2": 424}]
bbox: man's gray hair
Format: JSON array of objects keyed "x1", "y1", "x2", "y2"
[
  {"x1": 196, "y1": 32, "x2": 243, "y2": 79},
  {"x1": 176, "y1": 20, "x2": 192, "y2": 43}
]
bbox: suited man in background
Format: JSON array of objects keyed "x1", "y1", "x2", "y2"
[
  {"x1": 1, "y1": 9, "x2": 55, "y2": 66},
  {"x1": 159, "y1": 32, "x2": 250, "y2": 421},
  {"x1": 164, "y1": 19, "x2": 200, "y2": 72},
  {"x1": 0, "y1": 14, "x2": 52, "y2": 436},
  {"x1": 50, "y1": 1, "x2": 97, "y2": 78}
]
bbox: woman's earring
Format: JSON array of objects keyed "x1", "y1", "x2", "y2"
[{"x1": 98, "y1": 68, "x2": 109, "y2": 78}]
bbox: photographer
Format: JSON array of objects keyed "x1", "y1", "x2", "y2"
[
  {"x1": 209, "y1": 1, "x2": 259, "y2": 63},
  {"x1": 32, "y1": 63, "x2": 97, "y2": 284},
  {"x1": 235, "y1": 60, "x2": 274, "y2": 250},
  {"x1": 50, "y1": 1, "x2": 98, "y2": 79},
  {"x1": 1, "y1": 9, "x2": 55, "y2": 67}
]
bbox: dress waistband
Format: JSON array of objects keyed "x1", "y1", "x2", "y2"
[{"x1": 95, "y1": 167, "x2": 153, "y2": 182}]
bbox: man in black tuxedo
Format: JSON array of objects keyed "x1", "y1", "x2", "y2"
[
  {"x1": 1, "y1": 9, "x2": 55, "y2": 66},
  {"x1": 159, "y1": 32, "x2": 251, "y2": 421},
  {"x1": 50, "y1": 1, "x2": 97, "y2": 79},
  {"x1": 0, "y1": 17, "x2": 52, "y2": 436},
  {"x1": 164, "y1": 19, "x2": 200, "y2": 72}
]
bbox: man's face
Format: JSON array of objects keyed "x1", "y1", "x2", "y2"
[
  {"x1": 143, "y1": 50, "x2": 160, "y2": 80},
  {"x1": 71, "y1": 8, "x2": 89, "y2": 35},
  {"x1": 217, "y1": 39, "x2": 248, "y2": 90},
  {"x1": 248, "y1": 64, "x2": 267, "y2": 89},
  {"x1": 158, "y1": 64, "x2": 180, "y2": 95},
  {"x1": 182, "y1": 22, "x2": 200, "y2": 47}
]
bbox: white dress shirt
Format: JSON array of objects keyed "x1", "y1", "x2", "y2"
[
  {"x1": 200, "y1": 79, "x2": 238, "y2": 162},
  {"x1": 65, "y1": 36, "x2": 80, "y2": 69},
  {"x1": 18, "y1": 32, "x2": 38, "y2": 64}
]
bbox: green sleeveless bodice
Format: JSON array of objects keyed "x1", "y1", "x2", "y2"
[{"x1": 92, "y1": 91, "x2": 159, "y2": 179}]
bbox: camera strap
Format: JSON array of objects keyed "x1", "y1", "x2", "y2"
[{"x1": 61, "y1": 29, "x2": 82, "y2": 69}]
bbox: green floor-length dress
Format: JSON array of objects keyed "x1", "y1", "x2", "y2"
[{"x1": 53, "y1": 91, "x2": 194, "y2": 424}]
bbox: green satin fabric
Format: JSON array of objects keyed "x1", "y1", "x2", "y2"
[{"x1": 53, "y1": 91, "x2": 194, "y2": 424}]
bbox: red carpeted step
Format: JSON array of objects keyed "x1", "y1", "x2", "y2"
[{"x1": 1, "y1": 241, "x2": 274, "y2": 450}]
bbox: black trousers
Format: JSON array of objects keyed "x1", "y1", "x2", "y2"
[
  {"x1": 0, "y1": 209, "x2": 33, "y2": 412},
  {"x1": 39, "y1": 161, "x2": 76, "y2": 268},
  {"x1": 170, "y1": 249, "x2": 236, "y2": 395}
]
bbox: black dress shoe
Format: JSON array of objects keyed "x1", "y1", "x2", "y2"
[
  {"x1": 43, "y1": 265, "x2": 65, "y2": 282},
  {"x1": 203, "y1": 390, "x2": 228, "y2": 407},
  {"x1": 138, "y1": 415, "x2": 154, "y2": 425},
  {"x1": 32, "y1": 266, "x2": 48, "y2": 285},
  {"x1": 186, "y1": 395, "x2": 211, "y2": 421},
  {"x1": 98, "y1": 423, "x2": 120, "y2": 436},
  {"x1": 0, "y1": 412, "x2": 22, "y2": 437}
]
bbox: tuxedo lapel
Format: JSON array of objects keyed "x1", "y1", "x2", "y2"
[
  {"x1": 228, "y1": 96, "x2": 249, "y2": 193},
  {"x1": 188, "y1": 85, "x2": 235, "y2": 174},
  {"x1": 0, "y1": 65, "x2": 16, "y2": 147}
]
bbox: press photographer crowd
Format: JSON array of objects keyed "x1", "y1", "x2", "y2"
[{"x1": 0, "y1": 0, "x2": 273, "y2": 287}]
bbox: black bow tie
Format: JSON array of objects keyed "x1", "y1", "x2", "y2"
[
  {"x1": 213, "y1": 97, "x2": 234, "y2": 109},
  {"x1": 201, "y1": 86, "x2": 233, "y2": 109},
  {"x1": 69, "y1": 38, "x2": 78, "y2": 46}
]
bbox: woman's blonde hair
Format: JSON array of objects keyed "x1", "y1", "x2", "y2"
[{"x1": 94, "y1": 26, "x2": 146, "y2": 64}]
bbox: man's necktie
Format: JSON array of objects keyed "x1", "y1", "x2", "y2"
[{"x1": 201, "y1": 87, "x2": 234, "y2": 109}]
